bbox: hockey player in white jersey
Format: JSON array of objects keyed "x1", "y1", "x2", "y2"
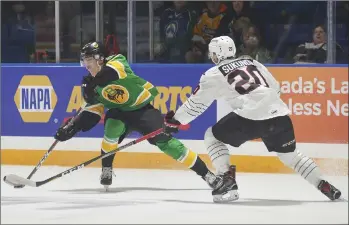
[{"x1": 163, "y1": 36, "x2": 342, "y2": 203}]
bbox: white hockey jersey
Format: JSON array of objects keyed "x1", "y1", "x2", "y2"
[{"x1": 174, "y1": 57, "x2": 290, "y2": 124}]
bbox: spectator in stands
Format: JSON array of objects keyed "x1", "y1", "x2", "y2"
[
  {"x1": 236, "y1": 23, "x2": 271, "y2": 63},
  {"x1": 293, "y1": 25, "x2": 346, "y2": 64},
  {"x1": 1, "y1": 2, "x2": 35, "y2": 63},
  {"x1": 185, "y1": 1, "x2": 231, "y2": 63},
  {"x1": 155, "y1": 1, "x2": 197, "y2": 63},
  {"x1": 226, "y1": 1, "x2": 253, "y2": 47}
]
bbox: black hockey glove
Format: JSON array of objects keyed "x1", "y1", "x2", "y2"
[
  {"x1": 82, "y1": 75, "x2": 97, "y2": 104},
  {"x1": 163, "y1": 111, "x2": 181, "y2": 134},
  {"x1": 54, "y1": 117, "x2": 81, "y2": 142}
]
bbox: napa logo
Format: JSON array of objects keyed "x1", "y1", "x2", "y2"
[{"x1": 14, "y1": 75, "x2": 57, "y2": 123}]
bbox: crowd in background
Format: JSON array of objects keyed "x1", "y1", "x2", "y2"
[
  {"x1": 155, "y1": 1, "x2": 347, "y2": 64},
  {"x1": 1, "y1": 1, "x2": 348, "y2": 64}
]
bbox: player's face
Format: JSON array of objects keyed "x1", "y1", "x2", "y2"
[
  {"x1": 82, "y1": 57, "x2": 101, "y2": 77},
  {"x1": 210, "y1": 52, "x2": 219, "y2": 64}
]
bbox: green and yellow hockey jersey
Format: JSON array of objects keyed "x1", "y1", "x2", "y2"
[{"x1": 81, "y1": 54, "x2": 159, "y2": 117}]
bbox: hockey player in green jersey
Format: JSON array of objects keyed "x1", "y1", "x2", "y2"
[{"x1": 54, "y1": 41, "x2": 221, "y2": 190}]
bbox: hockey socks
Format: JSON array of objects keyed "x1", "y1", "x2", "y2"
[
  {"x1": 204, "y1": 127, "x2": 231, "y2": 175},
  {"x1": 277, "y1": 150, "x2": 323, "y2": 187},
  {"x1": 180, "y1": 150, "x2": 209, "y2": 177},
  {"x1": 156, "y1": 138, "x2": 210, "y2": 177},
  {"x1": 101, "y1": 119, "x2": 126, "y2": 167},
  {"x1": 277, "y1": 150, "x2": 342, "y2": 200},
  {"x1": 101, "y1": 137, "x2": 118, "y2": 167}
]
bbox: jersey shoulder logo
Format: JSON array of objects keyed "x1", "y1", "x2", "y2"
[{"x1": 102, "y1": 84, "x2": 129, "y2": 104}]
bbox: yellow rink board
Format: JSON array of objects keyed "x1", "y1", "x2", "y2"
[{"x1": 1, "y1": 150, "x2": 347, "y2": 176}]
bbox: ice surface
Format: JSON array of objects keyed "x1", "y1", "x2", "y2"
[{"x1": 1, "y1": 165, "x2": 348, "y2": 224}]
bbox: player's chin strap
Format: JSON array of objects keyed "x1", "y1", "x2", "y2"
[{"x1": 3, "y1": 124, "x2": 190, "y2": 188}]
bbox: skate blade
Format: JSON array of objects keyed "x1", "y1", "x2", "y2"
[{"x1": 213, "y1": 190, "x2": 239, "y2": 203}]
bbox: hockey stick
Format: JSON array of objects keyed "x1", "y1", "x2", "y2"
[
  {"x1": 3, "y1": 124, "x2": 190, "y2": 188},
  {"x1": 10, "y1": 108, "x2": 84, "y2": 188},
  {"x1": 12, "y1": 140, "x2": 59, "y2": 189}
]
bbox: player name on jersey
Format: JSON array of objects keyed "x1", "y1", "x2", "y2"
[{"x1": 218, "y1": 59, "x2": 254, "y2": 75}]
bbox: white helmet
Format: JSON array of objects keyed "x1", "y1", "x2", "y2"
[{"x1": 208, "y1": 36, "x2": 236, "y2": 64}]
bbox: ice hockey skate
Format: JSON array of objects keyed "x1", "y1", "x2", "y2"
[
  {"x1": 318, "y1": 180, "x2": 342, "y2": 201},
  {"x1": 100, "y1": 167, "x2": 114, "y2": 191},
  {"x1": 212, "y1": 166, "x2": 239, "y2": 203},
  {"x1": 202, "y1": 171, "x2": 222, "y2": 189}
]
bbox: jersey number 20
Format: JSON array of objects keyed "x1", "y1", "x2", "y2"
[{"x1": 227, "y1": 65, "x2": 269, "y2": 95}]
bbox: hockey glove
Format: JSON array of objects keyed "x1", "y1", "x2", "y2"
[
  {"x1": 82, "y1": 75, "x2": 97, "y2": 104},
  {"x1": 163, "y1": 111, "x2": 181, "y2": 134},
  {"x1": 54, "y1": 118, "x2": 81, "y2": 141}
]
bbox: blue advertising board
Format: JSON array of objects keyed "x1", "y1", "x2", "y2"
[{"x1": 1, "y1": 64, "x2": 216, "y2": 140}]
